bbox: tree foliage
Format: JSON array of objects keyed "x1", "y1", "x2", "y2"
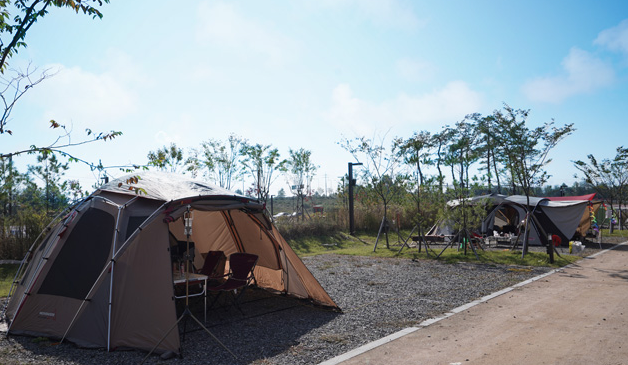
[
  {"x1": 340, "y1": 134, "x2": 404, "y2": 248},
  {"x1": 493, "y1": 105, "x2": 575, "y2": 201},
  {"x1": 574, "y1": 147, "x2": 628, "y2": 226},
  {"x1": 187, "y1": 134, "x2": 246, "y2": 190},
  {"x1": 240, "y1": 143, "x2": 286, "y2": 205},
  {"x1": 147, "y1": 143, "x2": 185, "y2": 173},
  {"x1": 284, "y1": 148, "x2": 317, "y2": 219},
  {"x1": 0, "y1": 0, "x2": 109, "y2": 135}
]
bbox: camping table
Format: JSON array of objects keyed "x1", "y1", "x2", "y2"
[{"x1": 173, "y1": 272, "x2": 208, "y2": 323}]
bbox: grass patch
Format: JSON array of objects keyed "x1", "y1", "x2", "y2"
[
  {"x1": 288, "y1": 233, "x2": 367, "y2": 256},
  {"x1": 287, "y1": 233, "x2": 579, "y2": 268},
  {"x1": 318, "y1": 333, "x2": 349, "y2": 344},
  {"x1": 600, "y1": 229, "x2": 628, "y2": 238},
  {"x1": 0, "y1": 264, "x2": 19, "y2": 297}
]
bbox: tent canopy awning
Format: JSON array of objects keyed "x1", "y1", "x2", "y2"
[{"x1": 545, "y1": 193, "x2": 597, "y2": 202}]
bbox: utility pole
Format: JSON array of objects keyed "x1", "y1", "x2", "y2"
[{"x1": 348, "y1": 162, "x2": 363, "y2": 235}]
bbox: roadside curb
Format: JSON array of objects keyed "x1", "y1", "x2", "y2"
[{"x1": 318, "y1": 241, "x2": 628, "y2": 365}]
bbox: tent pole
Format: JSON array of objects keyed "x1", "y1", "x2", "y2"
[
  {"x1": 373, "y1": 216, "x2": 386, "y2": 252},
  {"x1": 106, "y1": 204, "x2": 124, "y2": 351},
  {"x1": 143, "y1": 205, "x2": 236, "y2": 361}
]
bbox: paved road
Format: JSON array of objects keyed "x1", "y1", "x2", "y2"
[{"x1": 325, "y1": 242, "x2": 628, "y2": 365}]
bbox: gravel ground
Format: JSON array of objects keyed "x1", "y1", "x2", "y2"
[{"x1": 0, "y1": 238, "x2": 622, "y2": 365}]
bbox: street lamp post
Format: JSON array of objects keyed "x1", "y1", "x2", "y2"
[{"x1": 348, "y1": 162, "x2": 363, "y2": 235}]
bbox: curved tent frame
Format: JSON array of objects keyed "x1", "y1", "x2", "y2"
[{"x1": 3, "y1": 172, "x2": 338, "y2": 355}]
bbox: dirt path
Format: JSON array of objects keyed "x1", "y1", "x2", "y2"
[{"x1": 327, "y1": 242, "x2": 628, "y2": 365}]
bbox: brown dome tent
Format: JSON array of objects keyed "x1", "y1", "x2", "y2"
[{"x1": 3, "y1": 171, "x2": 337, "y2": 355}]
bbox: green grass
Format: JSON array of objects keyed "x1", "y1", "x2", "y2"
[
  {"x1": 600, "y1": 228, "x2": 628, "y2": 238},
  {"x1": 0, "y1": 264, "x2": 19, "y2": 297},
  {"x1": 0, "y1": 233, "x2": 578, "y2": 298},
  {"x1": 288, "y1": 233, "x2": 580, "y2": 268}
]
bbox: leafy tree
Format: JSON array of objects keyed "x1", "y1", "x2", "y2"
[
  {"x1": 27, "y1": 150, "x2": 69, "y2": 214},
  {"x1": 277, "y1": 187, "x2": 286, "y2": 198},
  {"x1": 284, "y1": 148, "x2": 317, "y2": 220},
  {"x1": 574, "y1": 147, "x2": 628, "y2": 229},
  {"x1": 431, "y1": 128, "x2": 452, "y2": 191},
  {"x1": 450, "y1": 117, "x2": 480, "y2": 189},
  {"x1": 0, "y1": 0, "x2": 108, "y2": 74},
  {"x1": 394, "y1": 131, "x2": 434, "y2": 232},
  {"x1": 493, "y1": 104, "x2": 574, "y2": 257},
  {"x1": 0, "y1": 1, "x2": 118, "y2": 161},
  {"x1": 240, "y1": 143, "x2": 286, "y2": 206},
  {"x1": 474, "y1": 114, "x2": 503, "y2": 193},
  {"x1": 188, "y1": 134, "x2": 246, "y2": 190},
  {"x1": 0, "y1": 155, "x2": 20, "y2": 216},
  {"x1": 0, "y1": 1, "x2": 134, "y2": 259},
  {"x1": 340, "y1": 134, "x2": 403, "y2": 249},
  {"x1": 394, "y1": 131, "x2": 432, "y2": 186},
  {"x1": 147, "y1": 143, "x2": 185, "y2": 173}
]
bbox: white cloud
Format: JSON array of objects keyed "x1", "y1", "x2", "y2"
[
  {"x1": 327, "y1": 81, "x2": 483, "y2": 135},
  {"x1": 522, "y1": 48, "x2": 615, "y2": 103},
  {"x1": 396, "y1": 58, "x2": 436, "y2": 82},
  {"x1": 313, "y1": 0, "x2": 424, "y2": 31},
  {"x1": 195, "y1": 1, "x2": 297, "y2": 66},
  {"x1": 594, "y1": 19, "x2": 628, "y2": 55},
  {"x1": 26, "y1": 63, "x2": 137, "y2": 130}
]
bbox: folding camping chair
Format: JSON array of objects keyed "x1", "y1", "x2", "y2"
[
  {"x1": 198, "y1": 250, "x2": 227, "y2": 285},
  {"x1": 208, "y1": 252, "x2": 258, "y2": 315}
]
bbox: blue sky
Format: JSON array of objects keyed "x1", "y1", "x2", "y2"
[{"x1": 4, "y1": 0, "x2": 628, "y2": 195}]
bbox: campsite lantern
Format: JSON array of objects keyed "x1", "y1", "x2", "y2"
[{"x1": 184, "y1": 207, "x2": 193, "y2": 236}]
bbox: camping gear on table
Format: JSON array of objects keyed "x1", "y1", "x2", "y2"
[{"x1": 428, "y1": 193, "x2": 589, "y2": 247}]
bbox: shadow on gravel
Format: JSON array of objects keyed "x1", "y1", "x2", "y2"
[{"x1": 2, "y1": 289, "x2": 339, "y2": 365}]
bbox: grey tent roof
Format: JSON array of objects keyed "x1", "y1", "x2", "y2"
[
  {"x1": 448, "y1": 193, "x2": 507, "y2": 208},
  {"x1": 506, "y1": 195, "x2": 588, "y2": 209},
  {"x1": 450, "y1": 194, "x2": 586, "y2": 210},
  {"x1": 98, "y1": 171, "x2": 246, "y2": 202}
]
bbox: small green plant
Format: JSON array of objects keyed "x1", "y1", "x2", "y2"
[
  {"x1": 319, "y1": 333, "x2": 349, "y2": 344},
  {"x1": 31, "y1": 337, "x2": 49, "y2": 344}
]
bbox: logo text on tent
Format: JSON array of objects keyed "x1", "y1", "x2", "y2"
[{"x1": 38, "y1": 311, "x2": 56, "y2": 320}]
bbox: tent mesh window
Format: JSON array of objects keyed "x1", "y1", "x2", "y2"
[
  {"x1": 38, "y1": 208, "x2": 115, "y2": 300},
  {"x1": 19, "y1": 229, "x2": 55, "y2": 286},
  {"x1": 125, "y1": 216, "x2": 149, "y2": 241}
]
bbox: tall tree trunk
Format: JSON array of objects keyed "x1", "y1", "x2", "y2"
[
  {"x1": 486, "y1": 135, "x2": 492, "y2": 192},
  {"x1": 436, "y1": 145, "x2": 443, "y2": 191},
  {"x1": 416, "y1": 159, "x2": 421, "y2": 227},
  {"x1": 492, "y1": 151, "x2": 501, "y2": 194}
]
